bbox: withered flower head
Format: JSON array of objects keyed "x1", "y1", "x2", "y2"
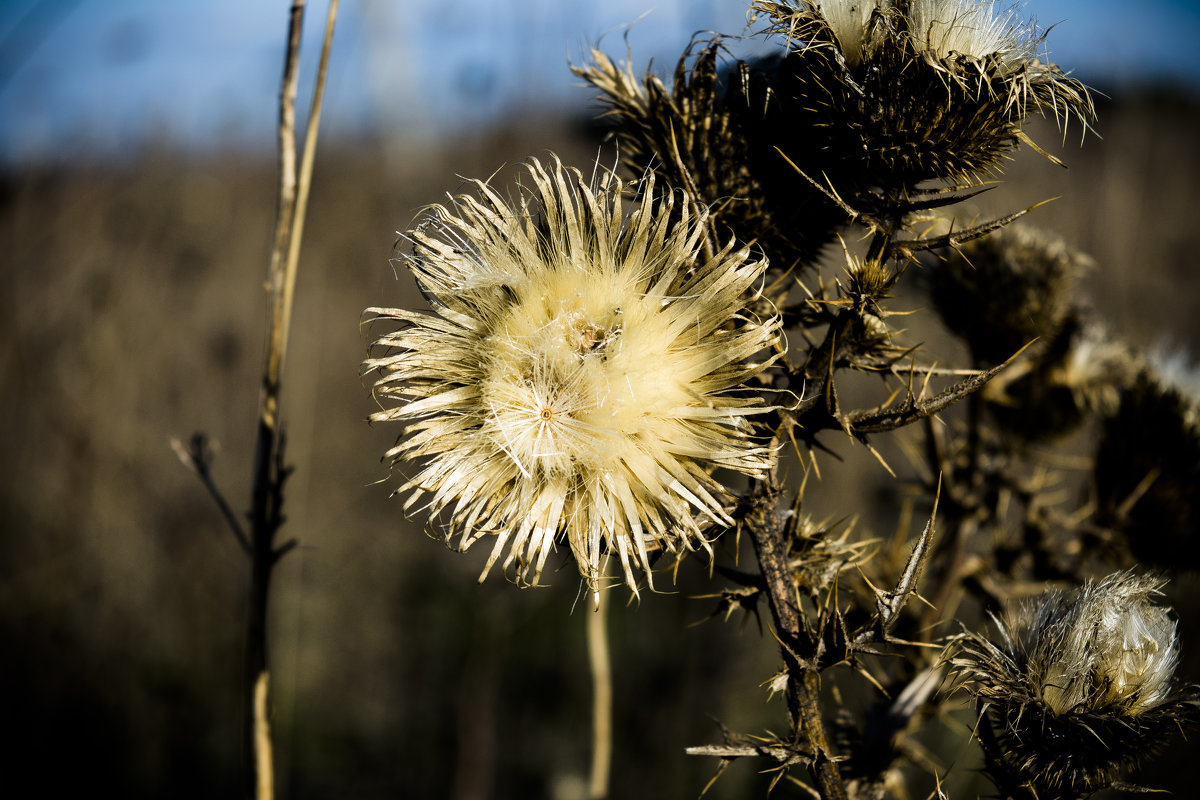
[
  {"x1": 926, "y1": 224, "x2": 1091, "y2": 365},
  {"x1": 363, "y1": 157, "x2": 780, "y2": 596},
  {"x1": 926, "y1": 224, "x2": 1142, "y2": 439},
  {"x1": 908, "y1": 0, "x2": 1035, "y2": 68},
  {"x1": 1146, "y1": 344, "x2": 1200, "y2": 430},
  {"x1": 811, "y1": 0, "x2": 882, "y2": 66},
  {"x1": 980, "y1": 319, "x2": 1136, "y2": 442},
  {"x1": 948, "y1": 571, "x2": 1198, "y2": 796},
  {"x1": 752, "y1": 0, "x2": 1093, "y2": 186},
  {"x1": 754, "y1": 1, "x2": 886, "y2": 66},
  {"x1": 572, "y1": 37, "x2": 846, "y2": 271},
  {"x1": 1095, "y1": 359, "x2": 1200, "y2": 570}
]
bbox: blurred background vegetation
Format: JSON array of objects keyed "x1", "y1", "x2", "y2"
[{"x1": 2, "y1": 1, "x2": 1199, "y2": 797}]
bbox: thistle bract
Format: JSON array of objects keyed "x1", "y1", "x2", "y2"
[{"x1": 363, "y1": 157, "x2": 780, "y2": 595}]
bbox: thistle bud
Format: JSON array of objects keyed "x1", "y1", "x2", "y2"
[{"x1": 948, "y1": 572, "x2": 1198, "y2": 797}]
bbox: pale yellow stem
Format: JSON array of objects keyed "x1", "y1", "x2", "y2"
[
  {"x1": 254, "y1": 670, "x2": 274, "y2": 800},
  {"x1": 587, "y1": 589, "x2": 612, "y2": 800}
]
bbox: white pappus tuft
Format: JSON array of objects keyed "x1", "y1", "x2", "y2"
[{"x1": 908, "y1": 0, "x2": 1037, "y2": 70}]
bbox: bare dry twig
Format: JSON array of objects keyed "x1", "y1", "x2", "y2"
[
  {"x1": 174, "y1": 2, "x2": 339, "y2": 798},
  {"x1": 245, "y1": 4, "x2": 339, "y2": 798}
]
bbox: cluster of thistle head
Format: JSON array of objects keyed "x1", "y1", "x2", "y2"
[
  {"x1": 364, "y1": 0, "x2": 1099, "y2": 594},
  {"x1": 912, "y1": 221, "x2": 1200, "y2": 793},
  {"x1": 576, "y1": 0, "x2": 1091, "y2": 271},
  {"x1": 913, "y1": 164, "x2": 1200, "y2": 795},
  {"x1": 362, "y1": 5, "x2": 1198, "y2": 789},
  {"x1": 925, "y1": 224, "x2": 1200, "y2": 573}
]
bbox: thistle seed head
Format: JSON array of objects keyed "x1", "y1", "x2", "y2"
[
  {"x1": 363, "y1": 157, "x2": 781, "y2": 596},
  {"x1": 907, "y1": 0, "x2": 1036, "y2": 70},
  {"x1": 1011, "y1": 572, "x2": 1180, "y2": 716},
  {"x1": 948, "y1": 571, "x2": 1198, "y2": 795},
  {"x1": 753, "y1": 0, "x2": 1094, "y2": 186}
]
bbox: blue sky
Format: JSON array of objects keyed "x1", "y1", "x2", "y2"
[{"x1": 1, "y1": 0, "x2": 1198, "y2": 164}]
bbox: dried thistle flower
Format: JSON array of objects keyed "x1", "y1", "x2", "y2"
[
  {"x1": 925, "y1": 224, "x2": 1091, "y2": 366},
  {"x1": 908, "y1": 0, "x2": 1035, "y2": 69},
  {"x1": 810, "y1": 0, "x2": 882, "y2": 67},
  {"x1": 363, "y1": 157, "x2": 781, "y2": 595},
  {"x1": 948, "y1": 571, "x2": 1198, "y2": 796},
  {"x1": 572, "y1": 38, "x2": 845, "y2": 271},
  {"x1": 1095, "y1": 367, "x2": 1200, "y2": 570},
  {"x1": 1054, "y1": 323, "x2": 1135, "y2": 416},
  {"x1": 1146, "y1": 343, "x2": 1200, "y2": 429},
  {"x1": 754, "y1": 1, "x2": 886, "y2": 67},
  {"x1": 752, "y1": 0, "x2": 1093, "y2": 186},
  {"x1": 924, "y1": 222, "x2": 1108, "y2": 439},
  {"x1": 982, "y1": 319, "x2": 1136, "y2": 441}
]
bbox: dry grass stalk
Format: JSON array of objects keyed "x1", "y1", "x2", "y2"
[{"x1": 175, "y1": 2, "x2": 339, "y2": 798}]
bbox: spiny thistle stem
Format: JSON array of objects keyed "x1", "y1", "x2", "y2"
[{"x1": 745, "y1": 470, "x2": 848, "y2": 800}]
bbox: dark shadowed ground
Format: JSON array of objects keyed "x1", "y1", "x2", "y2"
[{"x1": 2, "y1": 86, "x2": 1199, "y2": 798}]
